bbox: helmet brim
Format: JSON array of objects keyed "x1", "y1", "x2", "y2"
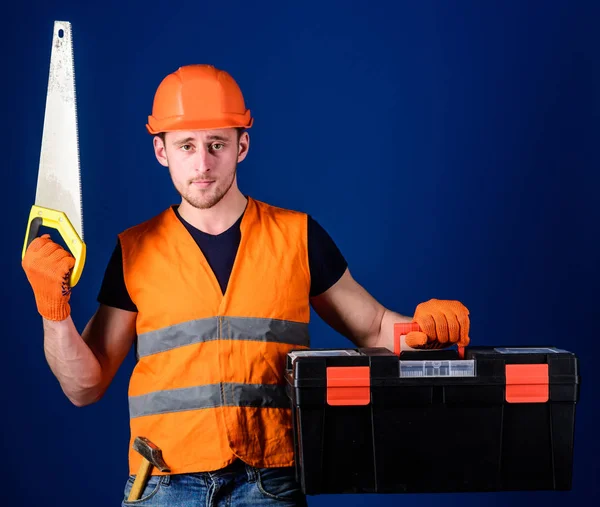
[{"x1": 146, "y1": 112, "x2": 253, "y2": 135}]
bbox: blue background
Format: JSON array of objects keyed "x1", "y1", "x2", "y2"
[{"x1": 4, "y1": 0, "x2": 598, "y2": 505}]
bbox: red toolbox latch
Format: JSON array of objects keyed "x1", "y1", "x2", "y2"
[
  {"x1": 505, "y1": 364, "x2": 549, "y2": 403},
  {"x1": 326, "y1": 366, "x2": 371, "y2": 406}
]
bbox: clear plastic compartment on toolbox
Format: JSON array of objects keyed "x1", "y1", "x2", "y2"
[{"x1": 399, "y1": 359, "x2": 475, "y2": 377}]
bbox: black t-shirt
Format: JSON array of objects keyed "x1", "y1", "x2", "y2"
[{"x1": 97, "y1": 205, "x2": 348, "y2": 311}]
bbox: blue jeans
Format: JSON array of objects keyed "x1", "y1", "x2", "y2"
[{"x1": 121, "y1": 459, "x2": 308, "y2": 506}]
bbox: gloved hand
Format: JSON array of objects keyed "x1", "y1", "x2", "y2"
[
  {"x1": 22, "y1": 234, "x2": 75, "y2": 321},
  {"x1": 405, "y1": 299, "x2": 470, "y2": 349}
]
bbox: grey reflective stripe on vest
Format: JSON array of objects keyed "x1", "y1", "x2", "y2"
[
  {"x1": 129, "y1": 383, "x2": 290, "y2": 419},
  {"x1": 137, "y1": 318, "x2": 219, "y2": 357},
  {"x1": 137, "y1": 316, "x2": 309, "y2": 358}
]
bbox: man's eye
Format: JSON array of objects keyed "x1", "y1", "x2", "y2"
[
  {"x1": 211, "y1": 143, "x2": 224, "y2": 151},
  {"x1": 181, "y1": 144, "x2": 192, "y2": 151}
]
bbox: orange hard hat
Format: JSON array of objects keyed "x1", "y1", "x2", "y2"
[{"x1": 146, "y1": 64, "x2": 253, "y2": 134}]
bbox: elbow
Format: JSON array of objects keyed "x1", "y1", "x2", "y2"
[
  {"x1": 67, "y1": 391, "x2": 105, "y2": 407},
  {"x1": 68, "y1": 397, "x2": 90, "y2": 408},
  {"x1": 64, "y1": 382, "x2": 107, "y2": 408}
]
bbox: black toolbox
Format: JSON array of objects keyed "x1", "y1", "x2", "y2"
[{"x1": 285, "y1": 346, "x2": 579, "y2": 494}]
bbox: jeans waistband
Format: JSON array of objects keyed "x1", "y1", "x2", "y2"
[{"x1": 206, "y1": 458, "x2": 257, "y2": 482}]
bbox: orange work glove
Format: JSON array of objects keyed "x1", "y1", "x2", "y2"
[
  {"x1": 405, "y1": 298, "x2": 470, "y2": 349},
  {"x1": 22, "y1": 234, "x2": 75, "y2": 321}
]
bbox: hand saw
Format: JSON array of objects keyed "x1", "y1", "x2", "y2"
[{"x1": 22, "y1": 20, "x2": 86, "y2": 286}]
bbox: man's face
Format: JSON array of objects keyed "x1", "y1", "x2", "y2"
[{"x1": 153, "y1": 128, "x2": 249, "y2": 209}]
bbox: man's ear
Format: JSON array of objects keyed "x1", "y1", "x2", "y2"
[
  {"x1": 237, "y1": 131, "x2": 250, "y2": 163},
  {"x1": 153, "y1": 135, "x2": 169, "y2": 167}
]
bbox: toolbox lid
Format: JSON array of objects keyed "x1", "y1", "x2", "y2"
[
  {"x1": 288, "y1": 349, "x2": 362, "y2": 365},
  {"x1": 286, "y1": 346, "x2": 579, "y2": 406},
  {"x1": 493, "y1": 347, "x2": 571, "y2": 354}
]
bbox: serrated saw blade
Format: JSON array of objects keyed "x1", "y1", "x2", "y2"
[{"x1": 35, "y1": 20, "x2": 83, "y2": 240}]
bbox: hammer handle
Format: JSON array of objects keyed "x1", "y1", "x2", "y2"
[{"x1": 128, "y1": 459, "x2": 153, "y2": 501}]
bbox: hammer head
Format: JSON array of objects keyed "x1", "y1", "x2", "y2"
[{"x1": 132, "y1": 436, "x2": 171, "y2": 472}]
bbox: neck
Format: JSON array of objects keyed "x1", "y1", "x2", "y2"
[{"x1": 178, "y1": 186, "x2": 248, "y2": 235}]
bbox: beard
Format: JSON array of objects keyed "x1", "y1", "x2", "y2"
[{"x1": 173, "y1": 163, "x2": 237, "y2": 210}]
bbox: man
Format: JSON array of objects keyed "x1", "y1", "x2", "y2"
[{"x1": 22, "y1": 64, "x2": 470, "y2": 506}]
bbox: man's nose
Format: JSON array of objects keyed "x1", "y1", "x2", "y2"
[{"x1": 194, "y1": 146, "x2": 211, "y2": 172}]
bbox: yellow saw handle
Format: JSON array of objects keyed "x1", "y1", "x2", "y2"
[{"x1": 22, "y1": 204, "x2": 86, "y2": 287}]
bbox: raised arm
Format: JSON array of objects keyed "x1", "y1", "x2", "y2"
[{"x1": 22, "y1": 235, "x2": 137, "y2": 406}]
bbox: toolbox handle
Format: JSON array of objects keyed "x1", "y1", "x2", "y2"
[{"x1": 394, "y1": 322, "x2": 465, "y2": 359}]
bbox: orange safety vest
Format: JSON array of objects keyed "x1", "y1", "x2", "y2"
[{"x1": 118, "y1": 197, "x2": 311, "y2": 475}]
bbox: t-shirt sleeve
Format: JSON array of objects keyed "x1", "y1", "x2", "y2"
[
  {"x1": 97, "y1": 238, "x2": 138, "y2": 312},
  {"x1": 307, "y1": 215, "x2": 348, "y2": 297}
]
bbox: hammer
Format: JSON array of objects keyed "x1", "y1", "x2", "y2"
[{"x1": 127, "y1": 436, "x2": 171, "y2": 501}]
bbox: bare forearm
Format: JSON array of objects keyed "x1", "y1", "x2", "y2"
[
  {"x1": 311, "y1": 269, "x2": 415, "y2": 351},
  {"x1": 371, "y1": 308, "x2": 413, "y2": 352},
  {"x1": 42, "y1": 317, "x2": 103, "y2": 406}
]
